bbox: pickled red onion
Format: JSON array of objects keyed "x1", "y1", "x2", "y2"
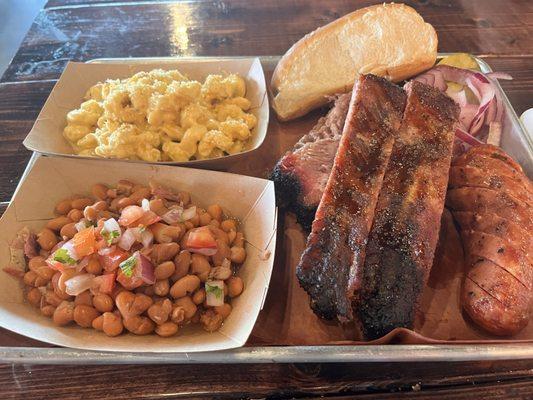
[{"x1": 412, "y1": 65, "x2": 512, "y2": 150}]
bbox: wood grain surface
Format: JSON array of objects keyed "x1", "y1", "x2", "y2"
[{"x1": 0, "y1": 0, "x2": 532, "y2": 398}]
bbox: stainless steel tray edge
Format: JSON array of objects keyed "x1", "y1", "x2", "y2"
[{"x1": 1, "y1": 344, "x2": 533, "y2": 364}]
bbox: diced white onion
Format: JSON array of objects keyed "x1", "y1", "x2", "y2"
[
  {"x1": 141, "y1": 229, "x2": 154, "y2": 248},
  {"x1": 205, "y1": 280, "x2": 224, "y2": 307},
  {"x1": 75, "y1": 220, "x2": 88, "y2": 232},
  {"x1": 102, "y1": 218, "x2": 121, "y2": 244},
  {"x1": 118, "y1": 229, "x2": 137, "y2": 251},
  {"x1": 141, "y1": 198, "x2": 150, "y2": 212},
  {"x1": 130, "y1": 227, "x2": 143, "y2": 241},
  {"x1": 65, "y1": 274, "x2": 95, "y2": 296},
  {"x1": 181, "y1": 206, "x2": 197, "y2": 221},
  {"x1": 98, "y1": 245, "x2": 115, "y2": 256},
  {"x1": 161, "y1": 208, "x2": 183, "y2": 224},
  {"x1": 61, "y1": 240, "x2": 80, "y2": 261}
]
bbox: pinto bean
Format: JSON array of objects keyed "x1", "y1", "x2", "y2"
[
  {"x1": 170, "y1": 275, "x2": 200, "y2": 299},
  {"x1": 192, "y1": 288, "x2": 206, "y2": 305},
  {"x1": 207, "y1": 204, "x2": 223, "y2": 221},
  {"x1": 26, "y1": 288, "x2": 42, "y2": 307},
  {"x1": 214, "y1": 303, "x2": 232, "y2": 319},
  {"x1": 190, "y1": 254, "x2": 211, "y2": 282},
  {"x1": 67, "y1": 208, "x2": 84, "y2": 222},
  {"x1": 123, "y1": 316, "x2": 155, "y2": 335},
  {"x1": 60, "y1": 222, "x2": 78, "y2": 239},
  {"x1": 73, "y1": 305, "x2": 100, "y2": 328},
  {"x1": 91, "y1": 183, "x2": 109, "y2": 200},
  {"x1": 151, "y1": 223, "x2": 182, "y2": 244},
  {"x1": 198, "y1": 211, "x2": 212, "y2": 226},
  {"x1": 151, "y1": 243, "x2": 180, "y2": 264},
  {"x1": 230, "y1": 246, "x2": 246, "y2": 264},
  {"x1": 129, "y1": 187, "x2": 151, "y2": 204},
  {"x1": 154, "y1": 261, "x2": 176, "y2": 280},
  {"x1": 212, "y1": 239, "x2": 231, "y2": 266},
  {"x1": 172, "y1": 251, "x2": 191, "y2": 281},
  {"x1": 149, "y1": 198, "x2": 168, "y2": 216},
  {"x1": 101, "y1": 312, "x2": 124, "y2": 337},
  {"x1": 221, "y1": 219, "x2": 237, "y2": 233},
  {"x1": 37, "y1": 228, "x2": 58, "y2": 251},
  {"x1": 155, "y1": 322, "x2": 179, "y2": 337},
  {"x1": 53, "y1": 301, "x2": 75, "y2": 326},
  {"x1": 115, "y1": 291, "x2": 153, "y2": 319},
  {"x1": 71, "y1": 198, "x2": 93, "y2": 210},
  {"x1": 74, "y1": 291, "x2": 93, "y2": 306},
  {"x1": 154, "y1": 279, "x2": 170, "y2": 296},
  {"x1": 174, "y1": 296, "x2": 197, "y2": 320},
  {"x1": 93, "y1": 293, "x2": 113, "y2": 312},
  {"x1": 147, "y1": 298, "x2": 172, "y2": 325},
  {"x1": 55, "y1": 199, "x2": 73, "y2": 215},
  {"x1": 46, "y1": 216, "x2": 72, "y2": 232},
  {"x1": 227, "y1": 276, "x2": 244, "y2": 298}
]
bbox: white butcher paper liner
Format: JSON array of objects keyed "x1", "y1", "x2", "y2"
[{"x1": 0, "y1": 155, "x2": 277, "y2": 352}]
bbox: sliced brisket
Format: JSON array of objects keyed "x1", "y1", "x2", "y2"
[{"x1": 270, "y1": 93, "x2": 350, "y2": 228}]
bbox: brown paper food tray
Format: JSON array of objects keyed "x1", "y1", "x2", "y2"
[
  {"x1": 22, "y1": 58, "x2": 269, "y2": 169},
  {"x1": 0, "y1": 155, "x2": 277, "y2": 353},
  {"x1": 0, "y1": 55, "x2": 532, "y2": 363}
]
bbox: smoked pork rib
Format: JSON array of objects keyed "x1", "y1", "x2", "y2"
[
  {"x1": 296, "y1": 75, "x2": 406, "y2": 321},
  {"x1": 357, "y1": 81, "x2": 460, "y2": 339}
]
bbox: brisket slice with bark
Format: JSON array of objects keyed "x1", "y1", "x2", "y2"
[
  {"x1": 356, "y1": 81, "x2": 460, "y2": 339},
  {"x1": 270, "y1": 94, "x2": 350, "y2": 229},
  {"x1": 296, "y1": 75, "x2": 407, "y2": 321}
]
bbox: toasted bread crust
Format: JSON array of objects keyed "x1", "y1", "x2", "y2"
[{"x1": 272, "y1": 3, "x2": 437, "y2": 121}]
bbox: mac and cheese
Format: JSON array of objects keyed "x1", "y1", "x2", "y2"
[{"x1": 63, "y1": 69, "x2": 257, "y2": 162}]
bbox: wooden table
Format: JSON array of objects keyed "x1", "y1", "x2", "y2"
[{"x1": 0, "y1": 0, "x2": 532, "y2": 398}]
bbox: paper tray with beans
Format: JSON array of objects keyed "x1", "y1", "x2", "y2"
[{"x1": 4, "y1": 180, "x2": 246, "y2": 337}]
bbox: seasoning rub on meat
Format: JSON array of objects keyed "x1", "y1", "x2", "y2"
[
  {"x1": 447, "y1": 144, "x2": 533, "y2": 336},
  {"x1": 356, "y1": 81, "x2": 460, "y2": 339},
  {"x1": 296, "y1": 74, "x2": 406, "y2": 322},
  {"x1": 271, "y1": 94, "x2": 351, "y2": 229}
]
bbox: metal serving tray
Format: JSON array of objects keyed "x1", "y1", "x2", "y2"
[{"x1": 0, "y1": 55, "x2": 531, "y2": 364}]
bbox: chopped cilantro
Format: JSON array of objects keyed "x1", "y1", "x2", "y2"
[
  {"x1": 101, "y1": 229, "x2": 120, "y2": 245},
  {"x1": 53, "y1": 248, "x2": 76, "y2": 266},
  {"x1": 119, "y1": 255, "x2": 137, "y2": 278},
  {"x1": 205, "y1": 283, "x2": 223, "y2": 299}
]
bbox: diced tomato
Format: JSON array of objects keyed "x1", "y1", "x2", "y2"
[
  {"x1": 46, "y1": 259, "x2": 65, "y2": 272},
  {"x1": 93, "y1": 273, "x2": 116, "y2": 295},
  {"x1": 116, "y1": 269, "x2": 144, "y2": 290},
  {"x1": 118, "y1": 205, "x2": 144, "y2": 226},
  {"x1": 186, "y1": 226, "x2": 217, "y2": 253},
  {"x1": 72, "y1": 227, "x2": 97, "y2": 258},
  {"x1": 118, "y1": 205, "x2": 161, "y2": 228},
  {"x1": 134, "y1": 211, "x2": 161, "y2": 227},
  {"x1": 98, "y1": 246, "x2": 129, "y2": 272},
  {"x1": 95, "y1": 239, "x2": 107, "y2": 251}
]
